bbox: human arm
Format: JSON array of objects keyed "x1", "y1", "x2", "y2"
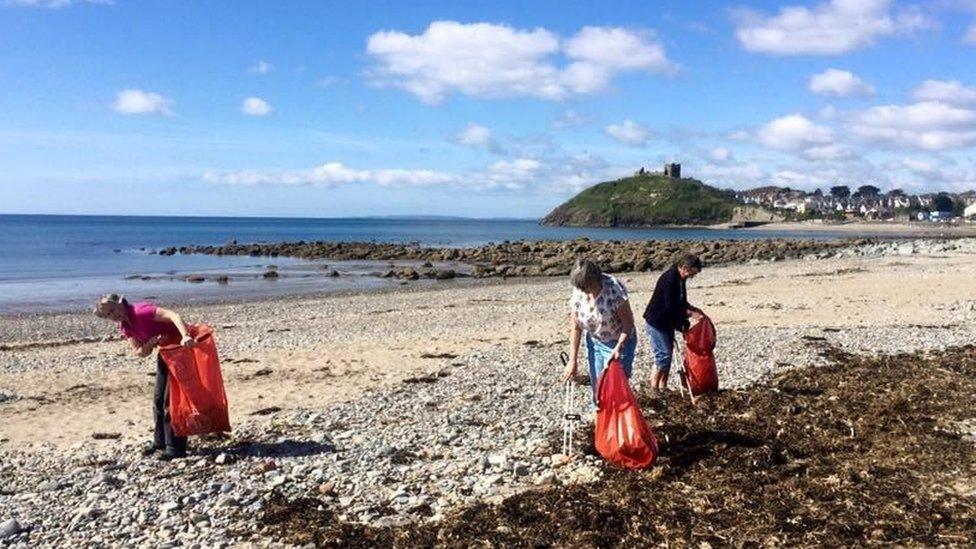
[
  {"x1": 129, "y1": 336, "x2": 160, "y2": 358},
  {"x1": 566, "y1": 312, "x2": 582, "y2": 380},
  {"x1": 154, "y1": 307, "x2": 195, "y2": 348},
  {"x1": 609, "y1": 301, "x2": 635, "y2": 361}
]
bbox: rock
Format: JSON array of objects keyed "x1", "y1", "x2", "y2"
[
  {"x1": 262, "y1": 269, "x2": 279, "y2": 279},
  {"x1": 327, "y1": 269, "x2": 340, "y2": 277},
  {"x1": 434, "y1": 269, "x2": 456, "y2": 280},
  {"x1": 214, "y1": 453, "x2": 231, "y2": 465},
  {"x1": 487, "y1": 454, "x2": 507, "y2": 467},
  {"x1": 185, "y1": 275, "x2": 206, "y2": 283},
  {"x1": 252, "y1": 460, "x2": 277, "y2": 475},
  {"x1": 318, "y1": 481, "x2": 336, "y2": 496},
  {"x1": 159, "y1": 501, "x2": 181, "y2": 514},
  {"x1": 92, "y1": 472, "x2": 119, "y2": 486},
  {"x1": 0, "y1": 519, "x2": 23, "y2": 539},
  {"x1": 549, "y1": 453, "x2": 571, "y2": 467},
  {"x1": 218, "y1": 497, "x2": 240, "y2": 508},
  {"x1": 513, "y1": 463, "x2": 530, "y2": 476}
]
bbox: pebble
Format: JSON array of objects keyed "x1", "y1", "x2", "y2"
[{"x1": 1, "y1": 519, "x2": 23, "y2": 539}]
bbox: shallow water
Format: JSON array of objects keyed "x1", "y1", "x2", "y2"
[{"x1": 0, "y1": 214, "x2": 853, "y2": 313}]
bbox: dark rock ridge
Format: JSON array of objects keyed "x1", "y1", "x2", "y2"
[{"x1": 158, "y1": 238, "x2": 874, "y2": 278}]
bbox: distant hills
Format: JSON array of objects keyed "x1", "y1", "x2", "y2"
[{"x1": 541, "y1": 173, "x2": 769, "y2": 227}]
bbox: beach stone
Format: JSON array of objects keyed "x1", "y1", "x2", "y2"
[
  {"x1": 214, "y1": 453, "x2": 231, "y2": 465},
  {"x1": 317, "y1": 481, "x2": 336, "y2": 496},
  {"x1": 549, "y1": 454, "x2": 571, "y2": 467},
  {"x1": 0, "y1": 519, "x2": 23, "y2": 539},
  {"x1": 218, "y1": 497, "x2": 240, "y2": 508},
  {"x1": 159, "y1": 501, "x2": 181, "y2": 514}
]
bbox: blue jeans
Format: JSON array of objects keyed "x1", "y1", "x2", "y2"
[
  {"x1": 585, "y1": 330, "x2": 636, "y2": 405},
  {"x1": 645, "y1": 322, "x2": 675, "y2": 373}
]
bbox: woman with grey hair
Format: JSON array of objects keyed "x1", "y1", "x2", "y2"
[
  {"x1": 564, "y1": 259, "x2": 637, "y2": 404},
  {"x1": 93, "y1": 294, "x2": 196, "y2": 460}
]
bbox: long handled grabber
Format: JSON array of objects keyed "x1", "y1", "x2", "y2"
[
  {"x1": 560, "y1": 352, "x2": 582, "y2": 457},
  {"x1": 674, "y1": 333, "x2": 697, "y2": 406}
]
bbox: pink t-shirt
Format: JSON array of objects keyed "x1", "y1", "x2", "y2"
[{"x1": 120, "y1": 302, "x2": 181, "y2": 345}]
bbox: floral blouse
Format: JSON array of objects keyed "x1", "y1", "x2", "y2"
[{"x1": 570, "y1": 274, "x2": 630, "y2": 344}]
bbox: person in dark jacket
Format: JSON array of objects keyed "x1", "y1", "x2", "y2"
[{"x1": 642, "y1": 254, "x2": 703, "y2": 395}]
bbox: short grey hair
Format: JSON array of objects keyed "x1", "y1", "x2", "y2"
[
  {"x1": 92, "y1": 293, "x2": 126, "y2": 317},
  {"x1": 570, "y1": 258, "x2": 602, "y2": 290}
]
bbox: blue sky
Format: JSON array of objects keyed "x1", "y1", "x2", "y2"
[{"x1": 2, "y1": 0, "x2": 975, "y2": 217}]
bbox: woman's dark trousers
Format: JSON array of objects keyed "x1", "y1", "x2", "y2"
[{"x1": 154, "y1": 355, "x2": 188, "y2": 453}]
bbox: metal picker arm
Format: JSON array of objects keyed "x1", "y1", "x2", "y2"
[{"x1": 676, "y1": 333, "x2": 697, "y2": 406}]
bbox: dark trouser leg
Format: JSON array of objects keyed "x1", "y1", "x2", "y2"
[{"x1": 156, "y1": 355, "x2": 188, "y2": 453}]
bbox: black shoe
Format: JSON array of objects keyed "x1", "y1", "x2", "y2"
[
  {"x1": 158, "y1": 448, "x2": 187, "y2": 461},
  {"x1": 142, "y1": 444, "x2": 164, "y2": 457}
]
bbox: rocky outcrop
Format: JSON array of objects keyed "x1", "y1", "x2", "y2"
[{"x1": 160, "y1": 238, "x2": 877, "y2": 278}]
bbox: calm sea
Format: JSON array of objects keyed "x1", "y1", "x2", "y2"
[{"x1": 0, "y1": 214, "x2": 852, "y2": 314}]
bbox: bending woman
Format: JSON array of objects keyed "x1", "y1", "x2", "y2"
[
  {"x1": 563, "y1": 259, "x2": 637, "y2": 405},
  {"x1": 94, "y1": 294, "x2": 195, "y2": 460}
]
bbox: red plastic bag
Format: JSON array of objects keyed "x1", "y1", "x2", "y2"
[
  {"x1": 684, "y1": 314, "x2": 718, "y2": 396},
  {"x1": 594, "y1": 359, "x2": 658, "y2": 469},
  {"x1": 158, "y1": 324, "x2": 231, "y2": 437}
]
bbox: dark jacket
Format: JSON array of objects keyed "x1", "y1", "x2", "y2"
[{"x1": 643, "y1": 265, "x2": 689, "y2": 332}]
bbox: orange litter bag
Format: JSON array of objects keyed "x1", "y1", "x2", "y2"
[
  {"x1": 594, "y1": 359, "x2": 658, "y2": 469},
  {"x1": 684, "y1": 314, "x2": 718, "y2": 396},
  {"x1": 158, "y1": 324, "x2": 231, "y2": 437}
]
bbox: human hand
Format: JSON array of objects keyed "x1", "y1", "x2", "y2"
[
  {"x1": 180, "y1": 335, "x2": 196, "y2": 348},
  {"x1": 689, "y1": 310, "x2": 703, "y2": 322},
  {"x1": 609, "y1": 345, "x2": 621, "y2": 362},
  {"x1": 563, "y1": 356, "x2": 578, "y2": 381}
]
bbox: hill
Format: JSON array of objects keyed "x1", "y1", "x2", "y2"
[{"x1": 541, "y1": 174, "x2": 747, "y2": 227}]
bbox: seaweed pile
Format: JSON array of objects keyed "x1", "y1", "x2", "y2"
[{"x1": 251, "y1": 344, "x2": 976, "y2": 547}]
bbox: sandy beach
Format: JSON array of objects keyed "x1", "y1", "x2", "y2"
[{"x1": 1, "y1": 238, "x2": 975, "y2": 546}]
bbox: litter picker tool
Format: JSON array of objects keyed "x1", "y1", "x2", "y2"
[
  {"x1": 560, "y1": 352, "x2": 582, "y2": 457},
  {"x1": 675, "y1": 332, "x2": 697, "y2": 406}
]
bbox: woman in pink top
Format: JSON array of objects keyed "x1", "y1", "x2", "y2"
[{"x1": 94, "y1": 293, "x2": 196, "y2": 460}]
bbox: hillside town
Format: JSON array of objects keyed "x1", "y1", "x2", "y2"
[{"x1": 736, "y1": 185, "x2": 976, "y2": 222}]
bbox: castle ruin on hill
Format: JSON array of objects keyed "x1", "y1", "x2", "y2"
[{"x1": 634, "y1": 162, "x2": 681, "y2": 178}]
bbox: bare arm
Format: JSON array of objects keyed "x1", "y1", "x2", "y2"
[
  {"x1": 129, "y1": 336, "x2": 159, "y2": 358},
  {"x1": 611, "y1": 301, "x2": 635, "y2": 357},
  {"x1": 153, "y1": 307, "x2": 189, "y2": 338}
]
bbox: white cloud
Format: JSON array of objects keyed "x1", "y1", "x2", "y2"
[
  {"x1": 911, "y1": 79, "x2": 976, "y2": 106},
  {"x1": 242, "y1": 97, "x2": 272, "y2": 116},
  {"x1": 734, "y1": 0, "x2": 932, "y2": 55},
  {"x1": 803, "y1": 143, "x2": 855, "y2": 160},
  {"x1": 112, "y1": 89, "x2": 173, "y2": 116},
  {"x1": 605, "y1": 119, "x2": 651, "y2": 147},
  {"x1": 808, "y1": 68, "x2": 875, "y2": 97},
  {"x1": 3, "y1": 0, "x2": 110, "y2": 8},
  {"x1": 819, "y1": 104, "x2": 838, "y2": 119},
  {"x1": 203, "y1": 162, "x2": 459, "y2": 188},
  {"x1": 848, "y1": 101, "x2": 976, "y2": 150},
  {"x1": 698, "y1": 162, "x2": 764, "y2": 186},
  {"x1": 365, "y1": 21, "x2": 673, "y2": 104},
  {"x1": 455, "y1": 123, "x2": 493, "y2": 149},
  {"x1": 249, "y1": 60, "x2": 273, "y2": 74},
  {"x1": 709, "y1": 147, "x2": 732, "y2": 162},
  {"x1": 484, "y1": 158, "x2": 541, "y2": 190},
  {"x1": 966, "y1": 22, "x2": 976, "y2": 44},
  {"x1": 551, "y1": 109, "x2": 594, "y2": 129},
  {"x1": 757, "y1": 114, "x2": 834, "y2": 150}
]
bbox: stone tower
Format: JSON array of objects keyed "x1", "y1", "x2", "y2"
[{"x1": 664, "y1": 162, "x2": 681, "y2": 178}]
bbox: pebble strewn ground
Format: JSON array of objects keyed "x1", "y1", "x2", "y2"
[{"x1": 2, "y1": 237, "x2": 976, "y2": 547}]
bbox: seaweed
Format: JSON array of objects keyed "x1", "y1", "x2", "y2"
[{"x1": 249, "y1": 345, "x2": 976, "y2": 548}]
